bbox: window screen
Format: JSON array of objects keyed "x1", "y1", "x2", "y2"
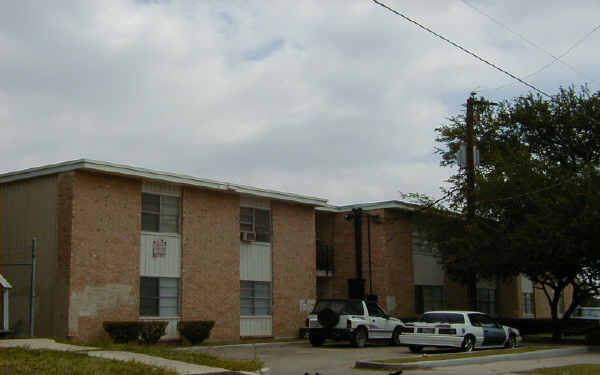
[
  {"x1": 523, "y1": 292, "x2": 536, "y2": 315},
  {"x1": 477, "y1": 288, "x2": 496, "y2": 316},
  {"x1": 241, "y1": 281, "x2": 272, "y2": 316},
  {"x1": 142, "y1": 194, "x2": 180, "y2": 233},
  {"x1": 239, "y1": 207, "x2": 271, "y2": 242},
  {"x1": 140, "y1": 277, "x2": 180, "y2": 317},
  {"x1": 415, "y1": 285, "x2": 445, "y2": 313}
]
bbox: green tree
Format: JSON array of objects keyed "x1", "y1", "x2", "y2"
[{"x1": 421, "y1": 87, "x2": 600, "y2": 340}]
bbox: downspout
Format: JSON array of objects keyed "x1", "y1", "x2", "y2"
[{"x1": 353, "y1": 208, "x2": 363, "y2": 279}]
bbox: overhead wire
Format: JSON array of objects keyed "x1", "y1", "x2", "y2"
[
  {"x1": 493, "y1": 23, "x2": 600, "y2": 91},
  {"x1": 369, "y1": 0, "x2": 600, "y2": 126},
  {"x1": 369, "y1": 0, "x2": 550, "y2": 97},
  {"x1": 460, "y1": 0, "x2": 596, "y2": 85}
]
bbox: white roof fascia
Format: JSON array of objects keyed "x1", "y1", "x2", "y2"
[
  {"x1": 0, "y1": 159, "x2": 328, "y2": 206},
  {"x1": 0, "y1": 273, "x2": 11, "y2": 289},
  {"x1": 316, "y1": 200, "x2": 417, "y2": 213}
]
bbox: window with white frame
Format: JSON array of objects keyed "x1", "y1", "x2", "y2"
[
  {"x1": 240, "y1": 207, "x2": 270, "y2": 242},
  {"x1": 240, "y1": 281, "x2": 271, "y2": 316},
  {"x1": 477, "y1": 288, "x2": 496, "y2": 316},
  {"x1": 523, "y1": 292, "x2": 536, "y2": 316},
  {"x1": 415, "y1": 285, "x2": 445, "y2": 314},
  {"x1": 140, "y1": 277, "x2": 180, "y2": 316},
  {"x1": 142, "y1": 193, "x2": 180, "y2": 233}
]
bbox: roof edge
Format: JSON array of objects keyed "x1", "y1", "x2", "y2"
[
  {"x1": 0, "y1": 159, "x2": 328, "y2": 206},
  {"x1": 316, "y1": 200, "x2": 418, "y2": 213}
]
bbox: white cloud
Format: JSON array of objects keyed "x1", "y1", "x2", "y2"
[{"x1": 1, "y1": 0, "x2": 599, "y2": 204}]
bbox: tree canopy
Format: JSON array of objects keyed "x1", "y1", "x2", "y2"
[{"x1": 418, "y1": 87, "x2": 600, "y2": 339}]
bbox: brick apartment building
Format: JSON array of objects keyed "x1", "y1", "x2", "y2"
[
  {"x1": 0, "y1": 160, "x2": 569, "y2": 342},
  {"x1": 0, "y1": 160, "x2": 324, "y2": 341},
  {"x1": 314, "y1": 201, "x2": 572, "y2": 320}
]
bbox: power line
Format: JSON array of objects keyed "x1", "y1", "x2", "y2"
[
  {"x1": 369, "y1": 0, "x2": 550, "y2": 97},
  {"x1": 460, "y1": 0, "x2": 595, "y2": 84},
  {"x1": 494, "y1": 22, "x2": 600, "y2": 91}
]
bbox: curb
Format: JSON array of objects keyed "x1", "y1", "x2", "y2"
[
  {"x1": 176, "y1": 341, "x2": 307, "y2": 351},
  {"x1": 355, "y1": 346, "x2": 591, "y2": 370}
]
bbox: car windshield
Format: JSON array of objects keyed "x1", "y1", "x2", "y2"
[
  {"x1": 418, "y1": 312, "x2": 465, "y2": 324},
  {"x1": 312, "y1": 300, "x2": 364, "y2": 315}
]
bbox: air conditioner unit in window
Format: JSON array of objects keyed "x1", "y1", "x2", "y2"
[{"x1": 241, "y1": 231, "x2": 256, "y2": 242}]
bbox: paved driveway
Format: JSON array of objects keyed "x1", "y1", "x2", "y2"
[
  {"x1": 202, "y1": 342, "x2": 600, "y2": 375},
  {"x1": 206, "y1": 342, "x2": 452, "y2": 375}
]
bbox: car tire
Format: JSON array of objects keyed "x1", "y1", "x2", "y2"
[
  {"x1": 505, "y1": 334, "x2": 517, "y2": 349},
  {"x1": 408, "y1": 345, "x2": 423, "y2": 353},
  {"x1": 317, "y1": 308, "x2": 340, "y2": 328},
  {"x1": 390, "y1": 327, "x2": 402, "y2": 346},
  {"x1": 462, "y1": 335, "x2": 475, "y2": 352},
  {"x1": 351, "y1": 327, "x2": 367, "y2": 348},
  {"x1": 309, "y1": 333, "x2": 325, "y2": 347}
]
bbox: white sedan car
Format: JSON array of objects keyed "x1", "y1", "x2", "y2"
[{"x1": 399, "y1": 311, "x2": 521, "y2": 353}]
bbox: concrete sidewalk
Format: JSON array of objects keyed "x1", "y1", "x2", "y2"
[
  {"x1": 0, "y1": 339, "x2": 262, "y2": 375},
  {"x1": 0, "y1": 338, "x2": 97, "y2": 352},
  {"x1": 356, "y1": 346, "x2": 593, "y2": 370}
]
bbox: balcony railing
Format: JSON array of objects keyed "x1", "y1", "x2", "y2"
[{"x1": 316, "y1": 240, "x2": 334, "y2": 276}]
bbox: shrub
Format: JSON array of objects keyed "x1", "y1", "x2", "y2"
[
  {"x1": 495, "y1": 318, "x2": 595, "y2": 336},
  {"x1": 585, "y1": 327, "x2": 600, "y2": 345},
  {"x1": 103, "y1": 321, "x2": 140, "y2": 343},
  {"x1": 138, "y1": 321, "x2": 168, "y2": 345},
  {"x1": 177, "y1": 320, "x2": 215, "y2": 345}
]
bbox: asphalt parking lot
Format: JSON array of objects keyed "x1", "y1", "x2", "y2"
[
  {"x1": 203, "y1": 341, "x2": 466, "y2": 375},
  {"x1": 208, "y1": 341, "x2": 407, "y2": 374},
  {"x1": 199, "y1": 341, "x2": 600, "y2": 375}
]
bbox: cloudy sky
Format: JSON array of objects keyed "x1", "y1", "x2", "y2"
[{"x1": 1, "y1": 1, "x2": 598, "y2": 205}]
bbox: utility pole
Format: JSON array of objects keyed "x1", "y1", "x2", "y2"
[
  {"x1": 465, "y1": 95, "x2": 476, "y2": 221},
  {"x1": 465, "y1": 94, "x2": 477, "y2": 310},
  {"x1": 464, "y1": 93, "x2": 496, "y2": 310}
]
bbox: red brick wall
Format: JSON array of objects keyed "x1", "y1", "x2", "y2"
[
  {"x1": 56, "y1": 172, "x2": 74, "y2": 338},
  {"x1": 271, "y1": 201, "x2": 316, "y2": 338},
  {"x1": 68, "y1": 171, "x2": 141, "y2": 341},
  {"x1": 181, "y1": 187, "x2": 240, "y2": 341},
  {"x1": 326, "y1": 212, "x2": 359, "y2": 299},
  {"x1": 316, "y1": 209, "x2": 415, "y2": 315},
  {"x1": 380, "y1": 210, "x2": 414, "y2": 316}
]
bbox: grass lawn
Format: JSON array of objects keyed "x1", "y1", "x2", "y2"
[
  {"x1": 376, "y1": 345, "x2": 559, "y2": 364},
  {"x1": 86, "y1": 342, "x2": 264, "y2": 372},
  {"x1": 0, "y1": 348, "x2": 178, "y2": 375},
  {"x1": 523, "y1": 334, "x2": 587, "y2": 346},
  {"x1": 517, "y1": 365, "x2": 600, "y2": 374}
]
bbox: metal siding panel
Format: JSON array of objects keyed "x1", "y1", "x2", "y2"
[
  {"x1": 413, "y1": 253, "x2": 444, "y2": 286},
  {"x1": 140, "y1": 233, "x2": 181, "y2": 277},
  {"x1": 1, "y1": 175, "x2": 58, "y2": 337},
  {"x1": 240, "y1": 196, "x2": 271, "y2": 210},
  {"x1": 521, "y1": 275, "x2": 533, "y2": 293},
  {"x1": 142, "y1": 181, "x2": 181, "y2": 197},
  {"x1": 240, "y1": 242, "x2": 271, "y2": 282},
  {"x1": 240, "y1": 316, "x2": 272, "y2": 336}
]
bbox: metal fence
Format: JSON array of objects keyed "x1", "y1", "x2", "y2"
[{"x1": 1, "y1": 238, "x2": 37, "y2": 336}]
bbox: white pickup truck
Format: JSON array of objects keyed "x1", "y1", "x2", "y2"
[{"x1": 307, "y1": 299, "x2": 404, "y2": 347}]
